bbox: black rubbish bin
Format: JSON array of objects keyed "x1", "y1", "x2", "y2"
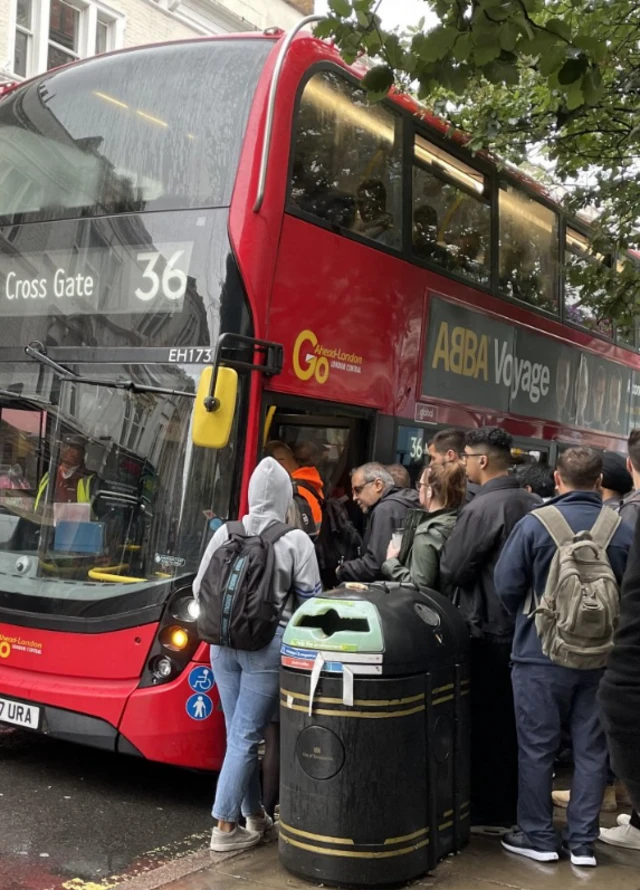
[{"x1": 278, "y1": 582, "x2": 470, "y2": 888}]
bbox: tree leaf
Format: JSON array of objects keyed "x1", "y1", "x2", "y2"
[
  {"x1": 558, "y1": 55, "x2": 588, "y2": 85},
  {"x1": 452, "y1": 32, "x2": 473, "y2": 61},
  {"x1": 329, "y1": 0, "x2": 351, "y2": 17},
  {"x1": 474, "y1": 43, "x2": 502, "y2": 66},
  {"x1": 582, "y1": 67, "x2": 604, "y2": 105},
  {"x1": 518, "y1": 29, "x2": 559, "y2": 57},
  {"x1": 539, "y1": 45, "x2": 569, "y2": 76},
  {"x1": 384, "y1": 33, "x2": 405, "y2": 68},
  {"x1": 415, "y1": 26, "x2": 458, "y2": 62},
  {"x1": 573, "y1": 34, "x2": 607, "y2": 63},
  {"x1": 565, "y1": 81, "x2": 584, "y2": 110},
  {"x1": 546, "y1": 18, "x2": 573, "y2": 42},
  {"x1": 499, "y1": 22, "x2": 519, "y2": 52},
  {"x1": 361, "y1": 65, "x2": 394, "y2": 94}
]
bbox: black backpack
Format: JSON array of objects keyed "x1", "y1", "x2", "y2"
[
  {"x1": 197, "y1": 521, "x2": 292, "y2": 650},
  {"x1": 291, "y1": 481, "x2": 320, "y2": 539},
  {"x1": 314, "y1": 497, "x2": 363, "y2": 589}
]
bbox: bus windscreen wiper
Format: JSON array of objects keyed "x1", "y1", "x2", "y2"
[
  {"x1": 0, "y1": 388, "x2": 51, "y2": 409},
  {"x1": 24, "y1": 343, "x2": 195, "y2": 399}
]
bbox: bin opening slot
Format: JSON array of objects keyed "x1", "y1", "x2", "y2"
[{"x1": 296, "y1": 609, "x2": 370, "y2": 637}]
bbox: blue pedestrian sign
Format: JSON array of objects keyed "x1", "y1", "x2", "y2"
[
  {"x1": 186, "y1": 693, "x2": 213, "y2": 721},
  {"x1": 188, "y1": 665, "x2": 214, "y2": 693}
]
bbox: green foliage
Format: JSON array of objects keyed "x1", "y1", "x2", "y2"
[{"x1": 322, "y1": 0, "x2": 640, "y2": 330}]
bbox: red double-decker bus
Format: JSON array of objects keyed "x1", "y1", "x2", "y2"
[{"x1": 1, "y1": 21, "x2": 638, "y2": 770}]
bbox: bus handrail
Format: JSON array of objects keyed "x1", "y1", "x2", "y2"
[{"x1": 253, "y1": 14, "x2": 324, "y2": 213}]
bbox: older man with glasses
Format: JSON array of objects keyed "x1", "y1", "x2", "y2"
[
  {"x1": 336, "y1": 462, "x2": 418, "y2": 584},
  {"x1": 440, "y1": 427, "x2": 539, "y2": 836}
]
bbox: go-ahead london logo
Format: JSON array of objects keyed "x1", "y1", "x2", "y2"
[{"x1": 292, "y1": 330, "x2": 363, "y2": 385}]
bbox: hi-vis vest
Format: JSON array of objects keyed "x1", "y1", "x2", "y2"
[{"x1": 34, "y1": 472, "x2": 94, "y2": 511}]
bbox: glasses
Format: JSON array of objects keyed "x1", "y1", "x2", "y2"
[
  {"x1": 415, "y1": 481, "x2": 429, "y2": 490},
  {"x1": 352, "y1": 480, "x2": 375, "y2": 495},
  {"x1": 461, "y1": 452, "x2": 485, "y2": 463}
]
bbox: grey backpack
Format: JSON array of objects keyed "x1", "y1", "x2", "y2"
[{"x1": 532, "y1": 505, "x2": 621, "y2": 670}]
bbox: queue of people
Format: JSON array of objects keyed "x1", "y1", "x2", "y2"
[{"x1": 193, "y1": 425, "x2": 640, "y2": 865}]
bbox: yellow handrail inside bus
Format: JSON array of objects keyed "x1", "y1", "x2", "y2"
[
  {"x1": 88, "y1": 568, "x2": 172, "y2": 583},
  {"x1": 263, "y1": 405, "x2": 276, "y2": 446},
  {"x1": 88, "y1": 568, "x2": 145, "y2": 583}
]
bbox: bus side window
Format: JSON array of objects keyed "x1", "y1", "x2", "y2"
[
  {"x1": 498, "y1": 182, "x2": 560, "y2": 314},
  {"x1": 290, "y1": 71, "x2": 403, "y2": 250},
  {"x1": 412, "y1": 135, "x2": 491, "y2": 284}
]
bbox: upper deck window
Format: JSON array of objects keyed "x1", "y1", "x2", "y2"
[
  {"x1": 412, "y1": 134, "x2": 490, "y2": 285},
  {"x1": 565, "y1": 227, "x2": 612, "y2": 336},
  {"x1": 290, "y1": 71, "x2": 403, "y2": 251},
  {"x1": 0, "y1": 39, "x2": 272, "y2": 224},
  {"x1": 499, "y1": 183, "x2": 559, "y2": 313}
]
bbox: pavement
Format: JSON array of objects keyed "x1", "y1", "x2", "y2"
[
  {"x1": 140, "y1": 833, "x2": 640, "y2": 890},
  {"x1": 2, "y1": 724, "x2": 639, "y2": 890}
]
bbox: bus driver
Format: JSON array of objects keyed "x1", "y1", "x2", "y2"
[{"x1": 34, "y1": 435, "x2": 95, "y2": 510}]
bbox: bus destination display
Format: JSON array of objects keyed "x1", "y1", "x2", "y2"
[{"x1": 0, "y1": 242, "x2": 193, "y2": 316}]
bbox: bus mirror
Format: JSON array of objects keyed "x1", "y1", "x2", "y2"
[{"x1": 192, "y1": 366, "x2": 238, "y2": 449}]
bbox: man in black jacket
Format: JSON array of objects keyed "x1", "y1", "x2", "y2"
[
  {"x1": 599, "y1": 514, "x2": 640, "y2": 850},
  {"x1": 337, "y1": 463, "x2": 418, "y2": 583},
  {"x1": 440, "y1": 427, "x2": 538, "y2": 831}
]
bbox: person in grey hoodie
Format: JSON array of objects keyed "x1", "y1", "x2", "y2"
[
  {"x1": 193, "y1": 457, "x2": 321, "y2": 853},
  {"x1": 382, "y1": 461, "x2": 466, "y2": 591}
]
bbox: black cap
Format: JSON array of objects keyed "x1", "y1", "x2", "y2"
[{"x1": 602, "y1": 451, "x2": 632, "y2": 496}]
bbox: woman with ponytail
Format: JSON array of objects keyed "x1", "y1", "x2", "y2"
[{"x1": 382, "y1": 461, "x2": 466, "y2": 592}]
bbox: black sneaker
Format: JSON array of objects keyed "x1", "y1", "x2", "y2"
[
  {"x1": 563, "y1": 842, "x2": 597, "y2": 867},
  {"x1": 502, "y1": 830, "x2": 560, "y2": 863}
]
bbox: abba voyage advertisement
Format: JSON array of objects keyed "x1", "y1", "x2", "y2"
[{"x1": 422, "y1": 296, "x2": 640, "y2": 435}]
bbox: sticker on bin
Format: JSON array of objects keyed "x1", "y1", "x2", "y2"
[
  {"x1": 281, "y1": 645, "x2": 382, "y2": 675},
  {"x1": 282, "y1": 653, "x2": 343, "y2": 672},
  {"x1": 281, "y1": 643, "x2": 382, "y2": 664}
]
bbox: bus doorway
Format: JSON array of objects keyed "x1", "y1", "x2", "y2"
[{"x1": 261, "y1": 401, "x2": 371, "y2": 501}]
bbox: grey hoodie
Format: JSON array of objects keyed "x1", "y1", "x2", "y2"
[{"x1": 193, "y1": 457, "x2": 321, "y2": 626}]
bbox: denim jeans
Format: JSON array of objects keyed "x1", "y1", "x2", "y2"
[
  {"x1": 210, "y1": 629, "x2": 282, "y2": 823},
  {"x1": 512, "y1": 662, "x2": 608, "y2": 850}
]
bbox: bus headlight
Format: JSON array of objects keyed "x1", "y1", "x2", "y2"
[
  {"x1": 151, "y1": 655, "x2": 174, "y2": 680},
  {"x1": 171, "y1": 596, "x2": 200, "y2": 623},
  {"x1": 139, "y1": 584, "x2": 202, "y2": 688}
]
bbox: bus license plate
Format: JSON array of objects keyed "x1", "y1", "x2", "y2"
[{"x1": 0, "y1": 696, "x2": 40, "y2": 729}]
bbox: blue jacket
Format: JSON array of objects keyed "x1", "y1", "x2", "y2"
[{"x1": 494, "y1": 491, "x2": 633, "y2": 665}]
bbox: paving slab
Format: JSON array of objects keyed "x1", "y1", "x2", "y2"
[{"x1": 156, "y1": 835, "x2": 640, "y2": 890}]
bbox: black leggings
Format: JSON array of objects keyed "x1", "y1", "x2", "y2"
[
  {"x1": 631, "y1": 809, "x2": 640, "y2": 830},
  {"x1": 262, "y1": 722, "x2": 280, "y2": 819}
]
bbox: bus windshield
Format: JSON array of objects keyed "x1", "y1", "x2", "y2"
[
  {"x1": 0, "y1": 363, "x2": 241, "y2": 601},
  {"x1": 0, "y1": 38, "x2": 272, "y2": 224}
]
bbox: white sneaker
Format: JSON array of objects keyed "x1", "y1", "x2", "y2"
[
  {"x1": 617, "y1": 814, "x2": 631, "y2": 827},
  {"x1": 598, "y1": 823, "x2": 640, "y2": 850},
  {"x1": 245, "y1": 811, "x2": 274, "y2": 836},
  {"x1": 210, "y1": 824, "x2": 261, "y2": 852}
]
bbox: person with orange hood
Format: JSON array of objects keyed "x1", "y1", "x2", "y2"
[{"x1": 265, "y1": 441, "x2": 324, "y2": 529}]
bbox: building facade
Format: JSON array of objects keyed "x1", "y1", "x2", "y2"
[{"x1": 1, "y1": 0, "x2": 314, "y2": 84}]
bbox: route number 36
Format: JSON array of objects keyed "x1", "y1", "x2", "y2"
[
  {"x1": 135, "y1": 251, "x2": 187, "y2": 302},
  {"x1": 409, "y1": 435, "x2": 424, "y2": 460}
]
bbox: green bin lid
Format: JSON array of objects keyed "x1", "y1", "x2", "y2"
[{"x1": 283, "y1": 592, "x2": 383, "y2": 653}]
